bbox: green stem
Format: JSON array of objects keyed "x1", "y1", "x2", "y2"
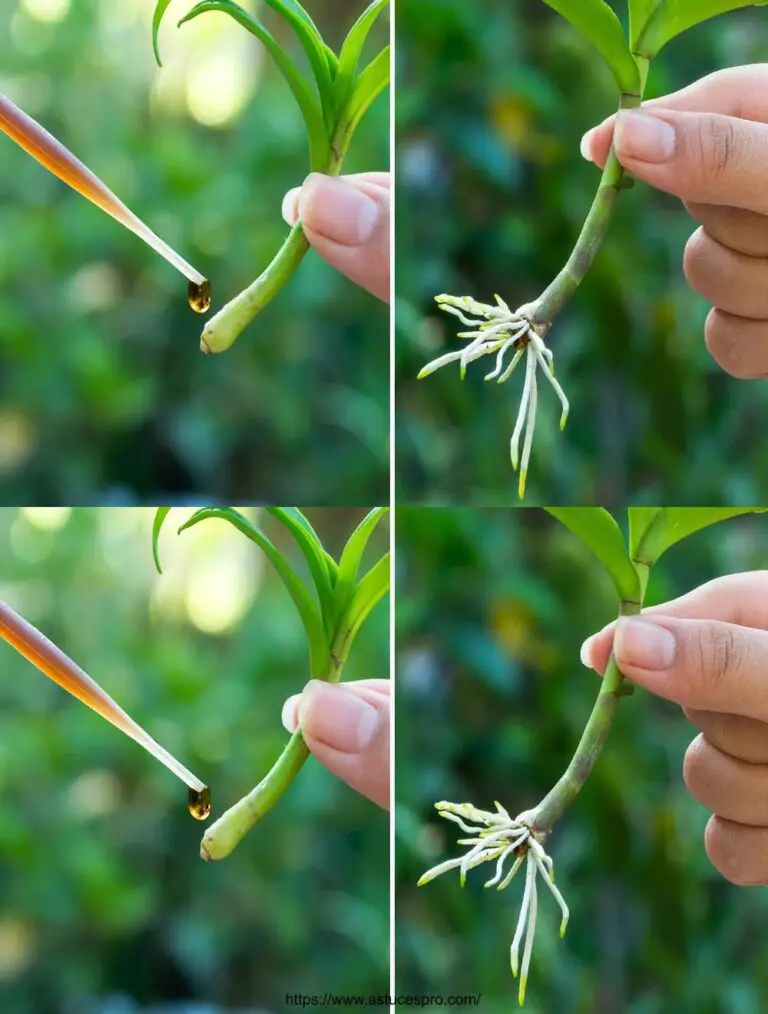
[
  {"x1": 199, "y1": 129, "x2": 350, "y2": 355},
  {"x1": 199, "y1": 634, "x2": 350, "y2": 861},
  {"x1": 530, "y1": 596, "x2": 642, "y2": 835},
  {"x1": 529, "y1": 90, "x2": 643, "y2": 330}
]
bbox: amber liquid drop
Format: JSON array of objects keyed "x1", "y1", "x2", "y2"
[
  {"x1": 188, "y1": 785, "x2": 212, "y2": 821},
  {"x1": 188, "y1": 279, "x2": 211, "y2": 314}
]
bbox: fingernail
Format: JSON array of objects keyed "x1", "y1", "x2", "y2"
[
  {"x1": 580, "y1": 636, "x2": 596, "y2": 669},
  {"x1": 299, "y1": 681, "x2": 379, "y2": 753},
  {"x1": 298, "y1": 174, "x2": 379, "y2": 246},
  {"x1": 281, "y1": 187, "x2": 301, "y2": 226},
  {"x1": 615, "y1": 111, "x2": 676, "y2": 164},
  {"x1": 614, "y1": 618, "x2": 676, "y2": 671},
  {"x1": 580, "y1": 129, "x2": 596, "y2": 163}
]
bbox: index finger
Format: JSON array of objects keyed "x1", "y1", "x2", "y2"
[{"x1": 581, "y1": 571, "x2": 768, "y2": 674}]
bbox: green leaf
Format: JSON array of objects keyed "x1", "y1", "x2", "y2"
[
  {"x1": 152, "y1": 507, "x2": 171, "y2": 573},
  {"x1": 333, "y1": 0, "x2": 389, "y2": 115},
  {"x1": 335, "y1": 552, "x2": 390, "y2": 656},
  {"x1": 635, "y1": 2, "x2": 768, "y2": 57},
  {"x1": 259, "y1": 0, "x2": 336, "y2": 122},
  {"x1": 628, "y1": 507, "x2": 663, "y2": 559},
  {"x1": 334, "y1": 507, "x2": 389, "y2": 619},
  {"x1": 337, "y1": 45, "x2": 390, "y2": 146},
  {"x1": 264, "y1": 508, "x2": 336, "y2": 636},
  {"x1": 178, "y1": 507, "x2": 328, "y2": 675},
  {"x1": 628, "y1": 0, "x2": 658, "y2": 48},
  {"x1": 178, "y1": 2, "x2": 329, "y2": 169},
  {"x1": 540, "y1": 0, "x2": 642, "y2": 94},
  {"x1": 633, "y1": 508, "x2": 768, "y2": 566},
  {"x1": 545, "y1": 508, "x2": 641, "y2": 604},
  {"x1": 152, "y1": 0, "x2": 174, "y2": 65}
]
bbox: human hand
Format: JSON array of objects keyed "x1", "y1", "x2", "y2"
[
  {"x1": 281, "y1": 678, "x2": 390, "y2": 809},
  {"x1": 282, "y1": 172, "x2": 390, "y2": 302},
  {"x1": 581, "y1": 65, "x2": 768, "y2": 379},
  {"x1": 581, "y1": 571, "x2": 768, "y2": 885}
]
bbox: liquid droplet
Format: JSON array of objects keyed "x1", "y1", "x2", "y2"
[
  {"x1": 188, "y1": 278, "x2": 211, "y2": 314},
  {"x1": 188, "y1": 785, "x2": 212, "y2": 821}
]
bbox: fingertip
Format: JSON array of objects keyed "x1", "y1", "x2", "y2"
[
  {"x1": 580, "y1": 636, "x2": 596, "y2": 670},
  {"x1": 281, "y1": 693, "x2": 301, "y2": 733},
  {"x1": 281, "y1": 186, "x2": 302, "y2": 226},
  {"x1": 580, "y1": 129, "x2": 597, "y2": 163}
]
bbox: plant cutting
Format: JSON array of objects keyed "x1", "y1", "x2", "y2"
[
  {"x1": 419, "y1": 507, "x2": 767, "y2": 1005},
  {"x1": 153, "y1": 505, "x2": 390, "y2": 860},
  {"x1": 153, "y1": 0, "x2": 390, "y2": 354},
  {"x1": 418, "y1": 1, "x2": 768, "y2": 498}
]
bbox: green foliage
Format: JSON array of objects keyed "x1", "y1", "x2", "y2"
[
  {"x1": 0, "y1": 508, "x2": 388, "y2": 1013},
  {"x1": 0, "y1": 0, "x2": 388, "y2": 504},
  {"x1": 396, "y1": 506, "x2": 768, "y2": 1012},
  {"x1": 540, "y1": 0, "x2": 641, "y2": 93}
]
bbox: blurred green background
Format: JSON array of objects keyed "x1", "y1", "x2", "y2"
[
  {"x1": 0, "y1": 0, "x2": 389, "y2": 505},
  {"x1": 396, "y1": 507, "x2": 768, "y2": 1014},
  {"x1": 396, "y1": 0, "x2": 768, "y2": 505},
  {"x1": 0, "y1": 506, "x2": 389, "y2": 1014}
]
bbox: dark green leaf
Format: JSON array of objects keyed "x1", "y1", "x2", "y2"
[
  {"x1": 264, "y1": 507, "x2": 336, "y2": 636},
  {"x1": 152, "y1": 0, "x2": 174, "y2": 65}
]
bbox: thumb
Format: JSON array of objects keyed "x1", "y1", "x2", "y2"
[
  {"x1": 610, "y1": 615, "x2": 768, "y2": 722},
  {"x1": 588, "y1": 108, "x2": 768, "y2": 215},
  {"x1": 282, "y1": 173, "x2": 390, "y2": 301},
  {"x1": 281, "y1": 679, "x2": 390, "y2": 809}
]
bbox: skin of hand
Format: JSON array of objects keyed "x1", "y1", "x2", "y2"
[
  {"x1": 281, "y1": 678, "x2": 390, "y2": 809},
  {"x1": 580, "y1": 64, "x2": 768, "y2": 379},
  {"x1": 282, "y1": 172, "x2": 390, "y2": 302},
  {"x1": 580, "y1": 571, "x2": 768, "y2": 886}
]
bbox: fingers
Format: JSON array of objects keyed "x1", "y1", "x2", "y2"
[
  {"x1": 282, "y1": 679, "x2": 390, "y2": 809},
  {"x1": 685, "y1": 709, "x2": 768, "y2": 764},
  {"x1": 684, "y1": 202, "x2": 768, "y2": 258},
  {"x1": 704, "y1": 308, "x2": 768, "y2": 379},
  {"x1": 282, "y1": 172, "x2": 390, "y2": 302},
  {"x1": 684, "y1": 227, "x2": 768, "y2": 320},
  {"x1": 684, "y1": 734, "x2": 768, "y2": 825},
  {"x1": 581, "y1": 572, "x2": 768, "y2": 673},
  {"x1": 602, "y1": 615, "x2": 768, "y2": 722},
  {"x1": 581, "y1": 65, "x2": 768, "y2": 167},
  {"x1": 705, "y1": 817, "x2": 768, "y2": 885}
]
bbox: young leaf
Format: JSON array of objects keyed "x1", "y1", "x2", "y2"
[
  {"x1": 339, "y1": 46, "x2": 391, "y2": 143},
  {"x1": 334, "y1": 507, "x2": 389, "y2": 618},
  {"x1": 628, "y1": 507, "x2": 663, "y2": 559},
  {"x1": 333, "y1": 0, "x2": 389, "y2": 114},
  {"x1": 628, "y1": 0, "x2": 658, "y2": 47},
  {"x1": 178, "y1": 1, "x2": 329, "y2": 168},
  {"x1": 633, "y1": 508, "x2": 768, "y2": 566},
  {"x1": 152, "y1": 0, "x2": 174, "y2": 65},
  {"x1": 264, "y1": 507, "x2": 336, "y2": 636},
  {"x1": 335, "y1": 552, "x2": 390, "y2": 655},
  {"x1": 544, "y1": 508, "x2": 641, "y2": 604},
  {"x1": 540, "y1": 0, "x2": 642, "y2": 95},
  {"x1": 152, "y1": 507, "x2": 172, "y2": 573},
  {"x1": 178, "y1": 507, "x2": 328, "y2": 674},
  {"x1": 260, "y1": 0, "x2": 336, "y2": 122},
  {"x1": 635, "y1": 2, "x2": 768, "y2": 57}
]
